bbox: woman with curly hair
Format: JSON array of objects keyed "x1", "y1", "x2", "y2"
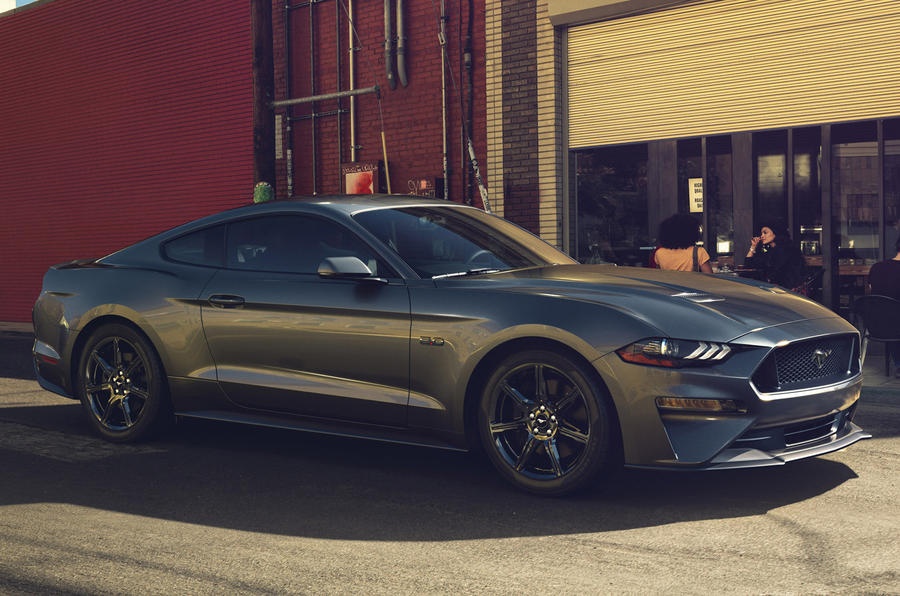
[{"x1": 652, "y1": 213, "x2": 712, "y2": 273}]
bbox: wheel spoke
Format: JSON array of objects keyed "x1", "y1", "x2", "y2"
[
  {"x1": 490, "y1": 419, "x2": 526, "y2": 435},
  {"x1": 534, "y1": 365, "x2": 547, "y2": 401},
  {"x1": 90, "y1": 352, "x2": 115, "y2": 377},
  {"x1": 558, "y1": 424, "x2": 589, "y2": 444},
  {"x1": 514, "y1": 436, "x2": 539, "y2": 472},
  {"x1": 85, "y1": 383, "x2": 112, "y2": 395},
  {"x1": 100, "y1": 398, "x2": 117, "y2": 424},
  {"x1": 129, "y1": 387, "x2": 149, "y2": 401},
  {"x1": 552, "y1": 386, "x2": 581, "y2": 413},
  {"x1": 546, "y1": 439, "x2": 564, "y2": 478},
  {"x1": 501, "y1": 382, "x2": 532, "y2": 409},
  {"x1": 124, "y1": 357, "x2": 143, "y2": 378},
  {"x1": 120, "y1": 399, "x2": 133, "y2": 427},
  {"x1": 112, "y1": 338, "x2": 123, "y2": 368}
]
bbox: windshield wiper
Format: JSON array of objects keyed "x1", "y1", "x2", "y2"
[{"x1": 431, "y1": 268, "x2": 503, "y2": 279}]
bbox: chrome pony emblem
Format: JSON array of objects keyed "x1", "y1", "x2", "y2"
[{"x1": 811, "y1": 348, "x2": 833, "y2": 369}]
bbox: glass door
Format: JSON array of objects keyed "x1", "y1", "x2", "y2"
[
  {"x1": 831, "y1": 121, "x2": 879, "y2": 316},
  {"x1": 794, "y1": 127, "x2": 823, "y2": 300}
]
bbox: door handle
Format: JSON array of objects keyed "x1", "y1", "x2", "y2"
[{"x1": 208, "y1": 294, "x2": 245, "y2": 308}]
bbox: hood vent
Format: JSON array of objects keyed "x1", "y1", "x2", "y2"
[{"x1": 670, "y1": 291, "x2": 725, "y2": 303}]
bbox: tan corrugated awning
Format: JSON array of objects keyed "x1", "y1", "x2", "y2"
[{"x1": 567, "y1": 0, "x2": 900, "y2": 148}]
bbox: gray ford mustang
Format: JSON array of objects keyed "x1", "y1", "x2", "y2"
[{"x1": 32, "y1": 195, "x2": 869, "y2": 495}]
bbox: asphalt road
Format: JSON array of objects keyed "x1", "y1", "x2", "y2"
[{"x1": 1, "y1": 332, "x2": 898, "y2": 594}]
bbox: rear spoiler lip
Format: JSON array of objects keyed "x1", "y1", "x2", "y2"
[{"x1": 53, "y1": 258, "x2": 111, "y2": 270}]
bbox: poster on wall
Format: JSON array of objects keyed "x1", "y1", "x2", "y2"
[
  {"x1": 342, "y1": 162, "x2": 381, "y2": 194},
  {"x1": 688, "y1": 177, "x2": 704, "y2": 213}
]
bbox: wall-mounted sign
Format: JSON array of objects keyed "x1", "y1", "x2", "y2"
[
  {"x1": 688, "y1": 177, "x2": 703, "y2": 213},
  {"x1": 341, "y1": 161, "x2": 381, "y2": 194}
]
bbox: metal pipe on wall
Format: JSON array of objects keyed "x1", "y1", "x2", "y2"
[
  {"x1": 284, "y1": 1, "x2": 294, "y2": 196},
  {"x1": 385, "y1": 0, "x2": 396, "y2": 90},
  {"x1": 349, "y1": 0, "x2": 357, "y2": 162},
  {"x1": 336, "y1": 0, "x2": 343, "y2": 188},
  {"x1": 396, "y1": 0, "x2": 408, "y2": 87},
  {"x1": 309, "y1": 1, "x2": 317, "y2": 194},
  {"x1": 464, "y1": 0, "x2": 474, "y2": 205},
  {"x1": 440, "y1": 0, "x2": 448, "y2": 200}
]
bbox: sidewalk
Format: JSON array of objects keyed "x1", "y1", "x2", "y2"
[{"x1": 0, "y1": 321, "x2": 32, "y2": 334}]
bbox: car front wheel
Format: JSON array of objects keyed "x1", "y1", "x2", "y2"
[
  {"x1": 77, "y1": 323, "x2": 170, "y2": 442},
  {"x1": 477, "y1": 349, "x2": 615, "y2": 496}
]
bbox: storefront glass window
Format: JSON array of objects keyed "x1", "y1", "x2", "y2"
[
  {"x1": 574, "y1": 144, "x2": 649, "y2": 265},
  {"x1": 884, "y1": 118, "x2": 900, "y2": 259},
  {"x1": 832, "y1": 121, "x2": 878, "y2": 314},
  {"x1": 753, "y1": 130, "x2": 788, "y2": 232},
  {"x1": 707, "y1": 135, "x2": 733, "y2": 259},
  {"x1": 792, "y1": 127, "x2": 823, "y2": 300},
  {"x1": 677, "y1": 139, "x2": 702, "y2": 216},
  {"x1": 795, "y1": 127, "x2": 822, "y2": 259}
]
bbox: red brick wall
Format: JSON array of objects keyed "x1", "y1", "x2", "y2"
[
  {"x1": 0, "y1": 0, "x2": 254, "y2": 322},
  {"x1": 274, "y1": 0, "x2": 487, "y2": 205}
]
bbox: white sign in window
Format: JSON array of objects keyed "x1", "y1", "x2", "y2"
[{"x1": 688, "y1": 178, "x2": 703, "y2": 213}]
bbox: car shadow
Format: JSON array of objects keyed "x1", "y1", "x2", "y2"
[{"x1": 0, "y1": 402, "x2": 866, "y2": 542}]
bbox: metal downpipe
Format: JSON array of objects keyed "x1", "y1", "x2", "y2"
[
  {"x1": 440, "y1": 0, "x2": 448, "y2": 200},
  {"x1": 286, "y1": 3, "x2": 296, "y2": 196},
  {"x1": 384, "y1": 0, "x2": 396, "y2": 90},
  {"x1": 396, "y1": 0, "x2": 408, "y2": 87},
  {"x1": 349, "y1": 0, "x2": 356, "y2": 162}
]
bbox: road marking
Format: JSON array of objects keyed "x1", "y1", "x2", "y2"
[{"x1": 0, "y1": 421, "x2": 165, "y2": 462}]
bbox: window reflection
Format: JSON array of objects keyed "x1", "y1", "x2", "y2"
[
  {"x1": 707, "y1": 135, "x2": 733, "y2": 258},
  {"x1": 884, "y1": 119, "x2": 900, "y2": 259},
  {"x1": 574, "y1": 145, "x2": 649, "y2": 265},
  {"x1": 832, "y1": 122, "x2": 879, "y2": 265},
  {"x1": 754, "y1": 130, "x2": 787, "y2": 232}
]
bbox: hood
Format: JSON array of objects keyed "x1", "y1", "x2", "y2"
[{"x1": 453, "y1": 264, "x2": 843, "y2": 343}]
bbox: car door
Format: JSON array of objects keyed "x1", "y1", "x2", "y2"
[{"x1": 200, "y1": 213, "x2": 411, "y2": 426}]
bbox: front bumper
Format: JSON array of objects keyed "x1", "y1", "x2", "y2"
[{"x1": 597, "y1": 317, "x2": 869, "y2": 469}]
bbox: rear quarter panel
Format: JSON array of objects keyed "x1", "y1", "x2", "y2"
[{"x1": 34, "y1": 261, "x2": 219, "y2": 394}]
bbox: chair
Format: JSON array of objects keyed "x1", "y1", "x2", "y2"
[
  {"x1": 851, "y1": 295, "x2": 900, "y2": 376},
  {"x1": 791, "y1": 266, "x2": 824, "y2": 299}
]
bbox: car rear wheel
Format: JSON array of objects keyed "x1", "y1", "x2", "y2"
[
  {"x1": 477, "y1": 349, "x2": 614, "y2": 496},
  {"x1": 77, "y1": 323, "x2": 170, "y2": 442}
]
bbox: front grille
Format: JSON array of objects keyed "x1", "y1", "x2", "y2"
[{"x1": 752, "y1": 334, "x2": 859, "y2": 393}]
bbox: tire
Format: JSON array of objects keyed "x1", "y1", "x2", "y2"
[
  {"x1": 477, "y1": 349, "x2": 615, "y2": 496},
  {"x1": 76, "y1": 323, "x2": 171, "y2": 442}
]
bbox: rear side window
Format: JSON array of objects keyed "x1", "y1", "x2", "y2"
[
  {"x1": 163, "y1": 225, "x2": 225, "y2": 267},
  {"x1": 226, "y1": 215, "x2": 393, "y2": 276}
]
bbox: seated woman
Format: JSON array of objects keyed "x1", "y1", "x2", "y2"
[
  {"x1": 653, "y1": 214, "x2": 712, "y2": 273},
  {"x1": 744, "y1": 223, "x2": 806, "y2": 289}
]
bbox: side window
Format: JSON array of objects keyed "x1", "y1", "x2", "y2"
[
  {"x1": 226, "y1": 215, "x2": 392, "y2": 276},
  {"x1": 163, "y1": 225, "x2": 224, "y2": 267}
]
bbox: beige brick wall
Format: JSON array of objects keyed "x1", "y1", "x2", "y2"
[
  {"x1": 536, "y1": 1, "x2": 563, "y2": 248},
  {"x1": 485, "y1": 0, "x2": 565, "y2": 248}
]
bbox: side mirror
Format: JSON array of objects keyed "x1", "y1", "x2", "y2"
[{"x1": 317, "y1": 256, "x2": 386, "y2": 283}]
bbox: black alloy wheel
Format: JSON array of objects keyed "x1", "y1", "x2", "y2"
[
  {"x1": 77, "y1": 323, "x2": 170, "y2": 442},
  {"x1": 478, "y1": 349, "x2": 614, "y2": 496}
]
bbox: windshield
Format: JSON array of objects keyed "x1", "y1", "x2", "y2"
[{"x1": 353, "y1": 205, "x2": 576, "y2": 278}]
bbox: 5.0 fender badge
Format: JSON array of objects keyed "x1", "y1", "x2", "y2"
[{"x1": 419, "y1": 336, "x2": 445, "y2": 346}]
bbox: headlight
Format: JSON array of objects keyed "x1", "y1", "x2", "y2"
[{"x1": 616, "y1": 338, "x2": 733, "y2": 368}]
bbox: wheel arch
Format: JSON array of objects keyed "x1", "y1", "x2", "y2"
[
  {"x1": 70, "y1": 314, "x2": 171, "y2": 398},
  {"x1": 461, "y1": 337, "x2": 623, "y2": 456}
]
